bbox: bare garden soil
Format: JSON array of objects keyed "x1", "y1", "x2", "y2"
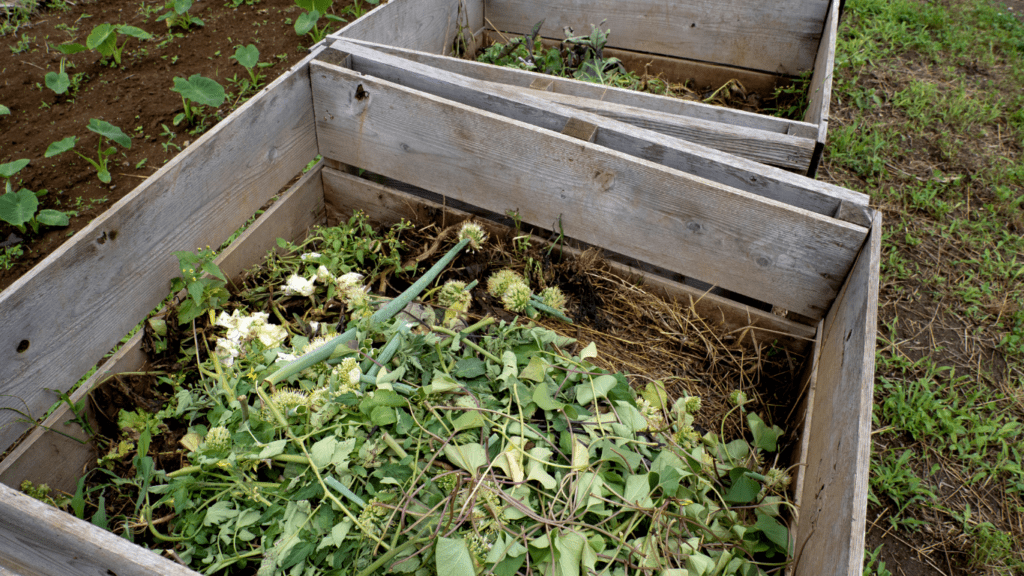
[{"x1": 0, "y1": 0, "x2": 342, "y2": 291}]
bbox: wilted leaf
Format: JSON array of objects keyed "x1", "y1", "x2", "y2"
[
  {"x1": 575, "y1": 374, "x2": 617, "y2": 405},
  {"x1": 259, "y1": 439, "x2": 288, "y2": 458},
  {"x1": 532, "y1": 383, "x2": 564, "y2": 410},
  {"x1": 203, "y1": 500, "x2": 238, "y2": 526},
  {"x1": 170, "y1": 74, "x2": 226, "y2": 108},
  {"x1": 443, "y1": 443, "x2": 488, "y2": 474},
  {"x1": 435, "y1": 537, "x2": 475, "y2": 576}
]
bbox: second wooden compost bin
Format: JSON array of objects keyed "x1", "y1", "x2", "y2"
[{"x1": 0, "y1": 1, "x2": 874, "y2": 575}]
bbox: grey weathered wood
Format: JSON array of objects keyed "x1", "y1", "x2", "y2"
[
  {"x1": 0, "y1": 52, "x2": 321, "y2": 454},
  {"x1": 484, "y1": 0, "x2": 831, "y2": 75},
  {"x1": 321, "y1": 167, "x2": 817, "y2": 353},
  {"x1": 0, "y1": 164, "x2": 327, "y2": 494},
  {"x1": 340, "y1": 37, "x2": 818, "y2": 138},
  {"x1": 311, "y1": 59, "x2": 867, "y2": 318},
  {"x1": 793, "y1": 212, "x2": 880, "y2": 576},
  {"x1": 787, "y1": 318, "x2": 823, "y2": 559},
  {"x1": 328, "y1": 40, "x2": 871, "y2": 226},
  {"x1": 804, "y1": 0, "x2": 840, "y2": 177},
  {"x1": 0, "y1": 482, "x2": 201, "y2": 576},
  {"x1": 333, "y1": 0, "x2": 465, "y2": 54}
]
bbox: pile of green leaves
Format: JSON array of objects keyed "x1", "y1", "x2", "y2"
[
  {"x1": 477, "y1": 20, "x2": 649, "y2": 91},
  {"x1": 90, "y1": 214, "x2": 794, "y2": 576}
]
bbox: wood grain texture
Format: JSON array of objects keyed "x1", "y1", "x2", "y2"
[
  {"x1": 0, "y1": 52, "x2": 320, "y2": 454},
  {"x1": 484, "y1": 0, "x2": 831, "y2": 74},
  {"x1": 804, "y1": 0, "x2": 839, "y2": 132},
  {"x1": 341, "y1": 37, "x2": 818, "y2": 138},
  {"x1": 328, "y1": 40, "x2": 871, "y2": 226},
  {"x1": 0, "y1": 482, "x2": 201, "y2": 576},
  {"x1": 311, "y1": 59, "x2": 866, "y2": 318},
  {"x1": 322, "y1": 167, "x2": 816, "y2": 353},
  {"x1": 793, "y1": 212, "x2": 881, "y2": 576},
  {"x1": 333, "y1": 0, "x2": 464, "y2": 54},
  {"x1": 0, "y1": 164, "x2": 327, "y2": 495},
  {"x1": 787, "y1": 318, "x2": 824, "y2": 569}
]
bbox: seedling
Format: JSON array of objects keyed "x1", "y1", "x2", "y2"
[
  {"x1": 0, "y1": 159, "x2": 70, "y2": 233},
  {"x1": 228, "y1": 43, "x2": 269, "y2": 92},
  {"x1": 293, "y1": 0, "x2": 345, "y2": 43},
  {"x1": 170, "y1": 74, "x2": 226, "y2": 127},
  {"x1": 338, "y1": 0, "x2": 379, "y2": 20},
  {"x1": 45, "y1": 119, "x2": 132, "y2": 184},
  {"x1": 44, "y1": 58, "x2": 71, "y2": 95},
  {"x1": 0, "y1": 105, "x2": 10, "y2": 116},
  {"x1": 86, "y1": 23, "x2": 152, "y2": 66},
  {"x1": 156, "y1": 0, "x2": 204, "y2": 30}
]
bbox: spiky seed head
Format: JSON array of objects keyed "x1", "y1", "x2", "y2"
[
  {"x1": 458, "y1": 221, "x2": 487, "y2": 251},
  {"x1": 205, "y1": 426, "x2": 232, "y2": 451},
  {"x1": 501, "y1": 280, "x2": 533, "y2": 313},
  {"x1": 487, "y1": 269, "x2": 526, "y2": 298},
  {"x1": 539, "y1": 286, "x2": 567, "y2": 312}
]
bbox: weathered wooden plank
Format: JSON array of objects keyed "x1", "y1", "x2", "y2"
[
  {"x1": 793, "y1": 212, "x2": 881, "y2": 576},
  {"x1": 484, "y1": 0, "x2": 831, "y2": 74},
  {"x1": 328, "y1": 40, "x2": 871, "y2": 226},
  {"x1": 340, "y1": 37, "x2": 818, "y2": 138},
  {"x1": 311, "y1": 59, "x2": 867, "y2": 318},
  {"x1": 0, "y1": 52, "x2": 321, "y2": 454},
  {"x1": 0, "y1": 164, "x2": 327, "y2": 494},
  {"x1": 0, "y1": 482, "x2": 201, "y2": 576},
  {"x1": 321, "y1": 167, "x2": 817, "y2": 353},
  {"x1": 787, "y1": 318, "x2": 823, "y2": 551},
  {"x1": 333, "y1": 0, "x2": 464, "y2": 54},
  {"x1": 804, "y1": 0, "x2": 840, "y2": 177}
]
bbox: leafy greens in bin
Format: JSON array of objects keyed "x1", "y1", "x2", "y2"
[{"x1": 101, "y1": 214, "x2": 793, "y2": 575}]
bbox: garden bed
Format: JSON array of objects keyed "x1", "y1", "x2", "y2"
[{"x1": 0, "y1": 4, "x2": 878, "y2": 574}]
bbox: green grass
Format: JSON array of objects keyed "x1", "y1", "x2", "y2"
[{"x1": 828, "y1": 0, "x2": 1024, "y2": 572}]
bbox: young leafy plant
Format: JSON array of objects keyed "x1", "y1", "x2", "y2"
[
  {"x1": 44, "y1": 58, "x2": 71, "y2": 95},
  {"x1": 170, "y1": 74, "x2": 226, "y2": 127},
  {"x1": 228, "y1": 44, "x2": 269, "y2": 93},
  {"x1": 156, "y1": 0, "x2": 204, "y2": 30},
  {"x1": 294, "y1": 0, "x2": 345, "y2": 43},
  {"x1": 45, "y1": 119, "x2": 132, "y2": 184},
  {"x1": 169, "y1": 247, "x2": 230, "y2": 325},
  {"x1": 0, "y1": 159, "x2": 70, "y2": 233},
  {"x1": 86, "y1": 23, "x2": 152, "y2": 66},
  {"x1": 0, "y1": 104, "x2": 10, "y2": 116}
]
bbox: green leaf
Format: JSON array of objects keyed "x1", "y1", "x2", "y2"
[
  {"x1": 35, "y1": 209, "x2": 69, "y2": 227},
  {"x1": 279, "y1": 540, "x2": 315, "y2": 570},
  {"x1": 454, "y1": 357, "x2": 485, "y2": 379},
  {"x1": 525, "y1": 447, "x2": 557, "y2": 489},
  {"x1": 116, "y1": 24, "x2": 152, "y2": 39},
  {"x1": 370, "y1": 405, "x2": 397, "y2": 426},
  {"x1": 87, "y1": 118, "x2": 132, "y2": 149},
  {"x1": 0, "y1": 159, "x2": 29, "y2": 179},
  {"x1": 231, "y1": 43, "x2": 259, "y2": 70},
  {"x1": 555, "y1": 531, "x2": 587, "y2": 576},
  {"x1": 45, "y1": 136, "x2": 78, "y2": 157},
  {"x1": 259, "y1": 439, "x2": 288, "y2": 458},
  {"x1": 435, "y1": 537, "x2": 476, "y2": 576},
  {"x1": 724, "y1": 468, "x2": 761, "y2": 504},
  {"x1": 294, "y1": 10, "x2": 320, "y2": 35},
  {"x1": 686, "y1": 552, "x2": 715, "y2": 576},
  {"x1": 0, "y1": 105, "x2": 9, "y2": 115},
  {"x1": 201, "y1": 260, "x2": 228, "y2": 282},
  {"x1": 452, "y1": 410, "x2": 485, "y2": 431},
  {"x1": 641, "y1": 380, "x2": 668, "y2": 410},
  {"x1": 575, "y1": 374, "x2": 617, "y2": 405},
  {"x1": 494, "y1": 553, "x2": 528, "y2": 576},
  {"x1": 44, "y1": 71, "x2": 70, "y2": 95},
  {"x1": 747, "y1": 412, "x2": 784, "y2": 452},
  {"x1": 0, "y1": 189, "x2": 38, "y2": 227},
  {"x1": 186, "y1": 280, "x2": 204, "y2": 305},
  {"x1": 443, "y1": 443, "x2": 488, "y2": 474},
  {"x1": 755, "y1": 510, "x2": 790, "y2": 551},
  {"x1": 532, "y1": 383, "x2": 565, "y2": 410},
  {"x1": 173, "y1": 0, "x2": 193, "y2": 15},
  {"x1": 519, "y1": 355, "x2": 548, "y2": 382},
  {"x1": 86, "y1": 23, "x2": 116, "y2": 53},
  {"x1": 203, "y1": 500, "x2": 238, "y2": 526},
  {"x1": 97, "y1": 168, "x2": 111, "y2": 184},
  {"x1": 623, "y1": 474, "x2": 653, "y2": 505},
  {"x1": 91, "y1": 495, "x2": 107, "y2": 529},
  {"x1": 56, "y1": 43, "x2": 87, "y2": 55},
  {"x1": 170, "y1": 74, "x2": 226, "y2": 108},
  {"x1": 310, "y1": 436, "x2": 338, "y2": 468},
  {"x1": 296, "y1": 0, "x2": 332, "y2": 13}
]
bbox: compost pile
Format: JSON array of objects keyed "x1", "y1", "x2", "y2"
[
  {"x1": 78, "y1": 213, "x2": 799, "y2": 576},
  {"x1": 473, "y1": 21, "x2": 800, "y2": 115}
]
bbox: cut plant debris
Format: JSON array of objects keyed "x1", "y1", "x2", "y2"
[{"x1": 64, "y1": 212, "x2": 799, "y2": 576}]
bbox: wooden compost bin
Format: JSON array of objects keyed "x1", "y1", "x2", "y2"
[
  {"x1": 0, "y1": 2, "x2": 874, "y2": 575},
  {"x1": 319, "y1": 0, "x2": 842, "y2": 177}
]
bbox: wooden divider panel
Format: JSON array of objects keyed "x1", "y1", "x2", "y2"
[
  {"x1": 484, "y1": 0, "x2": 831, "y2": 75},
  {"x1": 341, "y1": 38, "x2": 817, "y2": 138},
  {"x1": 334, "y1": 0, "x2": 472, "y2": 54},
  {"x1": 0, "y1": 52, "x2": 320, "y2": 453},
  {"x1": 311, "y1": 59, "x2": 866, "y2": 318},
  {"x1": 793, "y1": 212, "x2": 881, "y2": 576},
  {"x1": 804, "y1": 0, "x2": 840, "y2": 177},
  {"x1": 329, "y1": 40, "x2": 871, "y2": 227}
]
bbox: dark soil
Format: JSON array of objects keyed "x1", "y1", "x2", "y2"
[{"x1": 0, "y1": 0, "x2": 348, "y2": 291}]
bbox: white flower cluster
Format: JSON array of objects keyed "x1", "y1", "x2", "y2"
[{"x1": 213, "y1": 310, "x2": 288, "y2": 367}]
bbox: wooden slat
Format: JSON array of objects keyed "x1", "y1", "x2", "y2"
[
  {"x1": 484, "y1": 0, "x2": 831, "y2": 75},
  {"x1": 328, "y1": 40, "x2": 871, "y2": 226},
  {"x1": 804, "y1": 0, "x2": 840, "y2": 177},
  {"x1": 332, "y1": 0, "x2": 465, "y2": 54},
  {"x1": 793, "y1": 212, "x2": 881, "y2": 576},
  {"x1": 787, "y1": 318, "x2": 824, "y2": 571},
  {"x1": 0, "y1": 52, "x2": 321, "y2": 454},
  {"x1": 342, "y1": 37, "x2": 818, "y2": 138},
  {"x1": 311, "y1": 59, "x2": 867, "y2": 318},
  {"x1": 0, "y1": 482, "x2": 201, "y2": 576},
  {"x1": 321, "y1": 167, "x2": 817, "y2": 353},
  {"x1": 0, "y1": 164, "x2": 327, "y2": 494}
]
